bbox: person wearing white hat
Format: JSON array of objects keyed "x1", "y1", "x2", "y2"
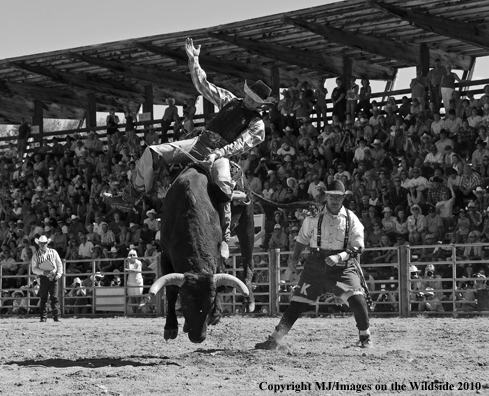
[
  {"x1": 103, "y1": 38, "x2": 272, "y2": 261},
  {"x1": 256, "y1": 180, "x2": 372, "y2": 350},
  {"x1": 98, "y1": 222, "x2": 116, "y2": 247},
  {"x1": 125, "y1": 249, "x2": 144, "y2": 313},
  {"x1": 30, "y1": 235, "x2": 63, "y2": 322},
  {"x1": 370, "y1": 139, "x2": 385, "y2": 163},
  {"x1": 144, "y1": 209, "x2": 159, "y2": 232}
]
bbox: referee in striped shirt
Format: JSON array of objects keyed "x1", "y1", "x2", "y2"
[{"x1": 31, "y1": 235, "x2": 64, "y2": 322}]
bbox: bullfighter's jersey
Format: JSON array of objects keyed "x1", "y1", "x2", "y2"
[
  {"x1": 297, "y1": 206, "x2": 364, "y2": 252},
  {"x1": 188, "y1": 56, "x2": 265, "y2": 159}
]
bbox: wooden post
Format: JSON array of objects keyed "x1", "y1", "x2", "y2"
[
  {"x1": 269, "y1": 249, "x2": 280, "y2": 316},
  {"x1": 420, "y1": 43, "x2": 430, "y2": 77},
  {"x1": 86, "y1": 93, "x2": 97, "y2": 130},
  {"x1": 143, "y1": 84, "x2": 154, "y2": 126},
  {"x1": 271, "y1": 67, "x2": 280, "y2": 98},
  {"x1": 33, "y1": 100, "x2": 44, "y2": 146},
  {"x1": 343, "y1": 56, "x2": 353, "y2": 90},
  {"x1": 398, "y1": 245, "x2": 409, "y2": 317}
]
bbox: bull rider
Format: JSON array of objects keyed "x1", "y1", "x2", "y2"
[{"x1": 104, "y1": 38, "x2": 271, "y2": 260}]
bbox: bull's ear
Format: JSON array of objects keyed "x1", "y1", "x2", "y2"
[{"x1": 149, "y1": 273, "x2": 185, "y2": 295}]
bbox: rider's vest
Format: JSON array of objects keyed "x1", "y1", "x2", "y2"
[{"x1": 206, "y1": 99, "x2": 261, "y2": 143}]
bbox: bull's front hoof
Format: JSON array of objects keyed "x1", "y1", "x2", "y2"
[
  {"x1": 183, "y1": 321, "x2": 189, "y2": 333},
  {"x1": 164, "y1": 328, "x2": 178, "y2": 340},
  {"x1": 243, "y1": 297, "x2": 255, "y2": 313}
]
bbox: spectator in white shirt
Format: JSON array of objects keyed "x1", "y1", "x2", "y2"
[
  {"x1": 78, "y1": 234, "x2": 95, "y2": 259},
  {"x1": 430, "y1": 112, "x2": 445, "y2": 136}
]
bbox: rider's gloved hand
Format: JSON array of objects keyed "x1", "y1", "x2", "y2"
[{"x1": 204, "y1": 153, "x2": 218, "y2": 166}]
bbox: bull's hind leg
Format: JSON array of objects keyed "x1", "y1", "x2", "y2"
[
  {"x1": 164, "y1": 285, "x2": 180, "y2": 340},
  {"x1": 233, "y1": 205, "x2": 256, "y2": 313}
]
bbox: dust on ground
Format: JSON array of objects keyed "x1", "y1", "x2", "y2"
[{"x1": 1, "y1": 316, "x2": 489, "y2": 395}]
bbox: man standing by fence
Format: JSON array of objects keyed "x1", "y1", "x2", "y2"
[
  {"x1": 255, "y1": 180, "x2": 372, "y2": 350},
  {"x1": 31, "y1": 235, "x2": 64, "y2": 322}
]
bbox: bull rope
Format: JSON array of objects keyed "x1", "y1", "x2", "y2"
[{"x1": 168, "y1": 143, "x2": 206, "y2": 166}]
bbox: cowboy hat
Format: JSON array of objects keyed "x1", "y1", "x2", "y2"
[
  {"x1": 325, "y1": 180, "x2": 346, "y2": 196},
  {"x1": 34, "y1": 235, "x2": 51, "y2": 245},
  {"x1": 286, "y1": 177, "x2": 297, "y2": 188},
  {"x1": 243, "y1": 80, "x2": 272, "y2": 105},
  {"x1": 409, "y1": 265, "x2": 421, "y2": 273},
  {"x1": 146, "y1": 209, "x2": 157, "y2": 216}
]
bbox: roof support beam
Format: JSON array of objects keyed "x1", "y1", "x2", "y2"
[
  {"x1": 207, "y1": 31, "x2": 396, "y2": 80},
  {"x1": 135, "y1": 42, "x2": 300, "y2": 87},
  {"x1": 0, "y1": 79, "x2": 138, "y2": 113},
  {"x1": 0, "y1": 95, "x2": 85, "y2": 121},
  {"x1": 8, "y1": 62, "x2": 191, "y2": 105},
  {"x1": 371, "y1": 1, "x2": 489, "y2": 52},
  {"x1": 282, "y1": 15, "x2": 472, "y2": 70},
  {"x1": 68, "y1": 52, "x2": 197, "y2": 93}
]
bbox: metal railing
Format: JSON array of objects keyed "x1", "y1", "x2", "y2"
[
  {"x1": 1, "y1": 243, "x2": 488, "y2": 318},
  {"x1": 0, "y1": 255, "x2": 161, "y2": 317}
]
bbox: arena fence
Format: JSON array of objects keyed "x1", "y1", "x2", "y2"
[
  {"x1": 0, "y1": 256, "x2": 162, "y2": 317},
  {"x1": 1, "y1": 244, "x2": 488, "y2": 318}
]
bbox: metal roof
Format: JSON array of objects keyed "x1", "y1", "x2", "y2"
[{"x1": 0, "y1": 0, "x2": 488, "y2": 123}]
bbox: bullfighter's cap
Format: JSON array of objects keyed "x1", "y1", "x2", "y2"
[{"x1": 325, "y1": 180, "x2": 346, "y2": 195}]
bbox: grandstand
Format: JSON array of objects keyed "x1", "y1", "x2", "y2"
[{"x1": 1, "y1": 0, "x2": 489, "y2": 317}]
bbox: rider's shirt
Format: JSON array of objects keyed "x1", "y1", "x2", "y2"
[{"x1": 188, "y1": 56, "x2": 265, "y2": 158}]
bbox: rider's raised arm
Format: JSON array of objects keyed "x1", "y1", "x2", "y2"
[{"x1": 187, "y1": 43, "x2": 235, "y2": 109}]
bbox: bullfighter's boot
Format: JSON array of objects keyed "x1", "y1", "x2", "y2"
[
  {"x1": 348, "y1": 295, "x2": 373, "y2": 349},
  {"x1": 255, "y1": 301, "x2": 309, "y2": 350}
]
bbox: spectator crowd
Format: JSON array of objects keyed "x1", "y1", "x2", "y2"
[{"x1": 1, "y1": 64, "x2": 489, "y2": 314}]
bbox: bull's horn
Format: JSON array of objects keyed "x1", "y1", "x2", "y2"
[
  {"x1": 149, "y1": 273, "x2": 185, "y2": 295},
  {"x1": 214, "y1": 274, "x2": 249, "y2": 297}
]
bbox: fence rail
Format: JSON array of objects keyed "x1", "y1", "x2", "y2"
[{"x1": 1, "y1": 243, "x2": 489, "y2": 319}]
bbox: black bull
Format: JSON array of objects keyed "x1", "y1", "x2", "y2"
[{"x1": 149, "y1": 166, "x2": 255, "y2": 343}]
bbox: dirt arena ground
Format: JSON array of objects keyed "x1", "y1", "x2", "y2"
[{"x1": 0, "y1": 315, "x2": 488, "y2": 396}]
